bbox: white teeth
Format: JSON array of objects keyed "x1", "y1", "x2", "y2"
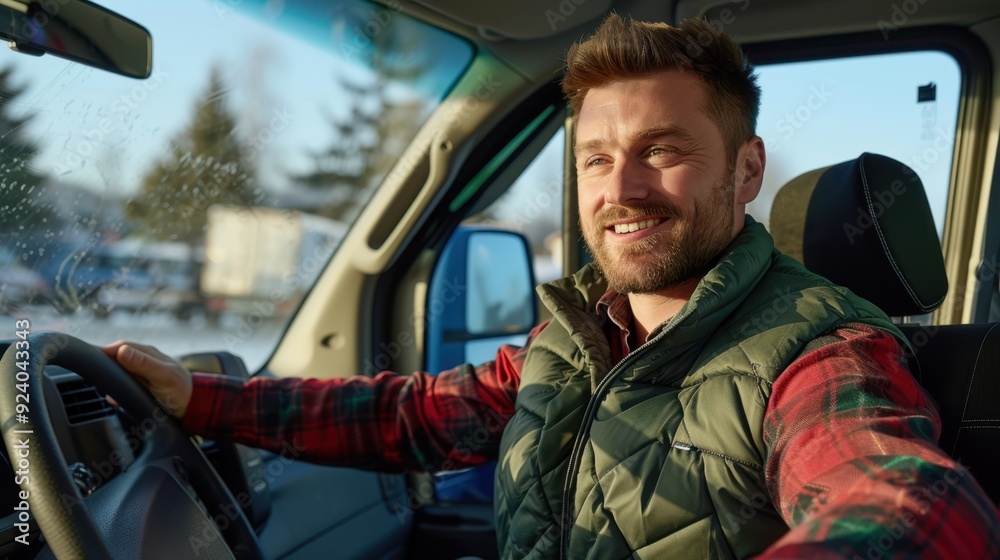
[{"x1": 613, "y1": 218, "x2": 661, "y2": 234}]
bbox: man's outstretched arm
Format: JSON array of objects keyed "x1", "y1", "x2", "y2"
[
  {"x1": 760, "y1": 324, "x2": 1000, "y2": 559},
  {"x1": 103, "y1": 323, "x2": 544, "y2": 473}
]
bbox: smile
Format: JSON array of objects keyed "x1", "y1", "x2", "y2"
[{"x1": 612, "y1": 218, "x2": 662, "y2": 234}]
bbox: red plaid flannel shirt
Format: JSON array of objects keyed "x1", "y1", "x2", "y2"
[{"x1": 183, "y1": 292, "x2": 1000, "y2": 558}]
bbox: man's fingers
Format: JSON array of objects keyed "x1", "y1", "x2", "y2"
[
  {"x1": 100, "y1": 340, "x2": 193, "y2": 419},
  {"x1": 100, "y1": 340, "x2": 128, "y2": 359},
  {"x1": 129, "y1": 342, "x2": 172, "y2": 362},
  {"x1": 117, "y1": 345, "x2": 170, "y2": 381},
  {"x1": 103, "y1": 341, "x2": 172, "y2": 386},
  {"x1": 106, "y1": 340, "x2": 171, "y2": 362}
]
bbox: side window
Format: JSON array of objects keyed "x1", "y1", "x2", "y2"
[
  {"x1": 464, "y1": 127, "x2": 565, "y2": 283},
  {"x1": 750, "y1": 51, "x2": 962, "y2": 240},
  {"x1": 456, "y1": 126, "x2": 565, "y2": 362}
]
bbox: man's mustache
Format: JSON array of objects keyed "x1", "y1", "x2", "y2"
[{"x1": 594, "y1": 203, "x2": 681, "y2": 229}]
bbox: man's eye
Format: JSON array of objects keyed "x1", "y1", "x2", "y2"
[
  {"x1": 585, "y1": 156, "x2": 606, "y2": 167},
  {"x1": 648, "y1": 146, "x2": 675, "y2": 157}
]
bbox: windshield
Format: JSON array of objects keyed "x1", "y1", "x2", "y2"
[{"x1": 0, "y1": 0, "x2": 472, "y2": 371}]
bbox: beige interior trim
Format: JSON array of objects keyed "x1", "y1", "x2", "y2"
[
  {"x1": 676, "y1": 0, "x2": 999, "y2": 44},
  {"x1": 393, "y1": 249, "x2": 436, "y2": 376},
  {"x1": 410, "y1": 0, "x2": 612, "y2": 40},
  {"x1": 269, "y1": 51, "x2": 543, "y2": 378},
  {"x1": 959, "y1": 17, "x2": 1000, "y2": 323},
  {"x1": 935, "y1": 20, "x2": 995, "y2": 325}
]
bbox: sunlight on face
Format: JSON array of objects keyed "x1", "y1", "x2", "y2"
[{"x1": 575, "y1": 71, "x2": 738, "y2": 293}]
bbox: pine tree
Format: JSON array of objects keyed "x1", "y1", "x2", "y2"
[
  {"x1": 127, "y1": 67, "x2": 261, "y2": 243},
  {"x1": 0, "y1": 66, "x2": 52, "y2": 235},
  {"x1": 293, "y1": 19, "x2": 427, "y2": 222}
]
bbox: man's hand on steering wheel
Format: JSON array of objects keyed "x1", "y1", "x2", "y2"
[
  {"x1": 101, "y1": 340, "x2": 194, "y2": 418},
  {"x1": 1, "y1": 332, "x2": 265, "y2": 559}
]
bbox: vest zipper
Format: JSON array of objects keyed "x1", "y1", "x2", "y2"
[{"x1": 559, "y1": 326, "x2": 673, "y2": 560}]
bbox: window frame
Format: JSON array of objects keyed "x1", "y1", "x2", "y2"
[
  {"x1": 371, "y1": 80, "x2": 567, "y2": 376},
  {"x1": 743, "y1": 25, "x2": 992, "y2": 325}
]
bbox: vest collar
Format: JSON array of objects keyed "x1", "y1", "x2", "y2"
[{"x1": 537, "y1": 217, "x2": 776, "y2": 383}]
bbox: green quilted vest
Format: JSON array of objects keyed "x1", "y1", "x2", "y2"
[{"x1": 494, "y1": 220, "x2": 905, "y2": 559}]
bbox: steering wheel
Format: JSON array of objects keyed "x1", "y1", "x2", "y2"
[{"x1": 0, "y1": 332, "x2": 264, "y2": 560}]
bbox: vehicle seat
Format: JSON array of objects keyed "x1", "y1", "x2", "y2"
[{"x1": 770, "y1": 152, "x2": 1000, "y2": 505}]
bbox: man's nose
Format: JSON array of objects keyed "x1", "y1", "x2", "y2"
[{"x1": 604, "y1": 159, "x2": 649, "y2": 205}]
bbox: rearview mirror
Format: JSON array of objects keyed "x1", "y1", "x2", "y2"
[{"x1": 0, "y1": 0, "x2": 151, "y2": 79}]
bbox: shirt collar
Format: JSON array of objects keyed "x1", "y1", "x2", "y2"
[
  {"x1": 595, "y1": 289, "x2": 675, "y2": 351},
  {"x1": 596, "y1": 290, "x2": 631, "y2": 331}
]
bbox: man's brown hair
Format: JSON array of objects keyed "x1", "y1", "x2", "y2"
[{"x1": 562, "y1": 14, "x2": 761, "y2": 165}]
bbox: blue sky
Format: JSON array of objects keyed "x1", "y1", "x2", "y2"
[{"x1": 751, "y1": 51, "x2": 960, "y2": 236}]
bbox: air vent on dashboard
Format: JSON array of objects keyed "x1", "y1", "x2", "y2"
[{"x1": 58, "y1": 379, "x2": 115, "y2": 424}]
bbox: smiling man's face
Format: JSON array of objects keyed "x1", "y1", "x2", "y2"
[{"x1": 575, "y1": 70, "x2": 747, "y2": 294}]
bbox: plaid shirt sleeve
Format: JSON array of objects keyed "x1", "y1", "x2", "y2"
[
  {"x1": 181, "y1": 322, "x2": 546, "y2": 473},
  {"x1": 759, "y1": 323, "x2": 1000, "y2": 559}
]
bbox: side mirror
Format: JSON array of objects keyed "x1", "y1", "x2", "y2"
[
  {"x1": 0, "y1": 0, "x2": 151, "y2": 79},
  {"x1": 426, "y1": 226, "x2": 537, "y2": 373},
  {"x1": 424, "y1": 226, "x2": 537, "y2": 504}
]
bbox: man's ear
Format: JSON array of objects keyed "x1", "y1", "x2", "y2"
[{"x1": 734, "y1": 136, "x2": 766, "y2": 205}]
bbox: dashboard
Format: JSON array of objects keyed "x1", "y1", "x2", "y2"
[{"x1": 0, "y1": 341, "x2": 272, "y2": 559}]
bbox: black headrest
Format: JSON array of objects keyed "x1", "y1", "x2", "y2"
[{"x1": 770, "y1": 152, "x2": 948, "y2": 317}]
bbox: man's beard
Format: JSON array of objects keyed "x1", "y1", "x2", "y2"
[{"x1": 582, "y1": 182, "x2": 737, "y2": 294}]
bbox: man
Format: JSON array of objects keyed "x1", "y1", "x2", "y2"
[{"x1": 104, "y1": 15, "x2": 1000, "y2": 559}]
